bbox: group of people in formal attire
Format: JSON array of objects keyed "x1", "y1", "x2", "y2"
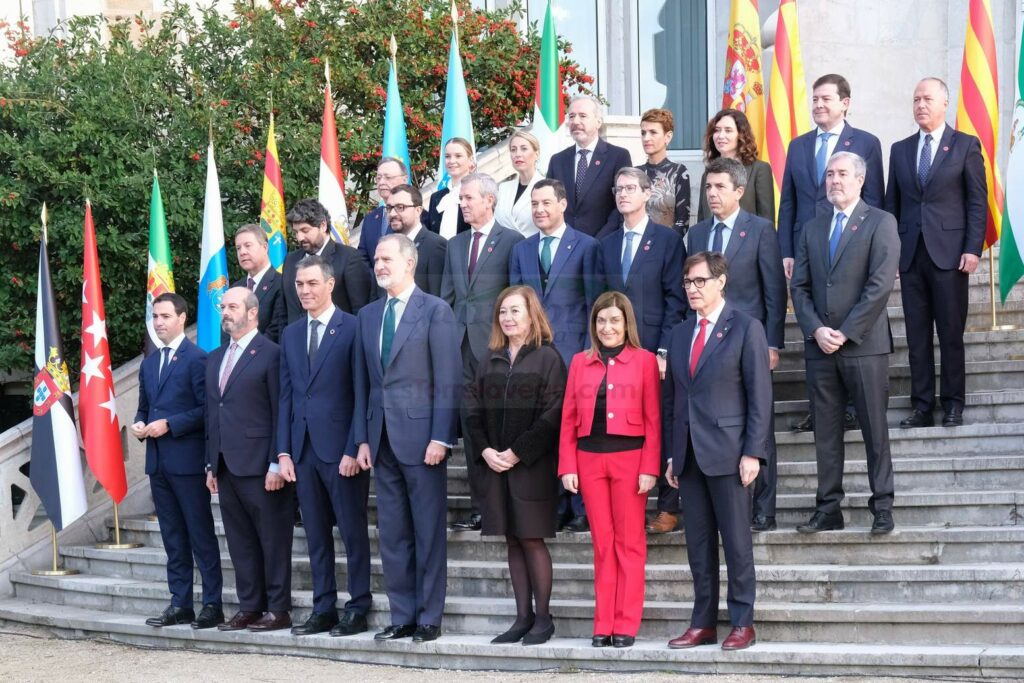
[{"x1": 130, "y1": 74, "x2": 987, "y2": 651}]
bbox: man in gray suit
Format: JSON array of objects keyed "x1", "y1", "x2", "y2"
[
  {"x1": 790, "y1": 152, "x2": 899, "y2": 535},
  {"x1": 441, "y1": 172, "x2": 525, "y2": 531}
]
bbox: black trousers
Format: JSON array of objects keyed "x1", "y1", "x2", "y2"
[
  {"x1": 460, "y1": 335, "x2": 484, "y2": 514},
  {"x1": 752, "y1": 373, "x2": 778, "y2": 517}
]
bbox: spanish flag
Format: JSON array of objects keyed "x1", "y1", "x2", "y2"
[
  {"x1": 721, "y1": 0, "x2": 766, "y2": 152},
  {"x1": 260, "y1": 111, "x2": 287, "y2": 271}
]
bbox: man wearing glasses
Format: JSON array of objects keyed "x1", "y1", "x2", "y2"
[
  {"x1": 381, "y1": 184, "x2": 448, "y2": 297},
  {"x1": 358, "y1": 157, "x2": 413, "y2": 269}
]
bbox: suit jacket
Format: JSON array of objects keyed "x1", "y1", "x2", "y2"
[
  {"x1": 441, "y1": 223, "x2": 525, "y2": 362},
  {"x1": 426, "y1": 186, "x2": 469, "y2": 236},
  {"x1": 598, "y1": 221, "x2": 687, "y2": 352},
  {"x1": 231, "y1": 270, "x2": 287, "y2": 343},
  {"x1": 357, "y1": 205, "x2": 388, "y2": 270},
  {"x1": 353, "y1": 287, "x2": 462, "y2": 466},
  {"x1": 777, "y1": 124, "x2": 885, "y2": 259},
  {"x1": 282, "y1": 240, "x2": 373, "y2": 323},
  {"x1": 495, "y1": 173, "x2": 542, "y2": 237},
  {"x1": 134, "y1": 338, "x2": 207, "y2": 476},
  {"x1": 276, "y1": 308, "x2": 359, "y2": 463},
  {"x1": 697, "y1": 159, "x2": 775, "y2": 225},
  {"x1": 547, "y1": 138, "x2": 633, "y2": 238},
  {"x1": 687, "y1": 210, "x2": 787, "y2": 348},
  {"x1": 510, "y1": 226, "x2": 601, "y2": 366},
  {"x1": 205, "y1": 333, "x2": 280, "y2": 477},
  {"x1": 662, "y1": 303, "x2": 772, "y2": 477},
  {"x1": 884, "y1": 126, "x2": 988, "y2": 271},
  {"x1": 790, "y1": 200, "x2": 900, "y2": 359}
]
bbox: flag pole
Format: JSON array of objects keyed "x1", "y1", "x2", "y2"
[
  {"x1": 987, "y1": 248, "x2": 1018, "y2": 331},
  {"x1": 33, "y1": 524, "x2": 79, "y2": 576},
  {"x1": 95, "y1": 502, "x2": 144, "y2": 549}
]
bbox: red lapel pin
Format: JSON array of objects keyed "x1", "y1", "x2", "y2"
[
  {"x1": 594, "y1": 159, "x2": 601, "y2": 166},
  {"x1": 739, "y1": 231, "x2": 747, "y2": 237},
  {"x1": 716, "y1": 332, "x2": 723, "y2": 338},
  {"x1": 844, "y1": 140, "x2": 851, "y2": 146},
  {"x1": 249, "y1": 349, "x2": 256, "y2": 355},
  {"x1": 851, "y1": 225, "x2": 858, "y2": 231}
]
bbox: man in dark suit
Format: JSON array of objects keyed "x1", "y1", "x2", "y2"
[
  {"x1": 205, "y1": 287, "x2": 293, "y2": 632},
  {"x1": 275, "y1": 255, "x2": 372, "y2": 637},
  {"x1": 231, "y1": 224, "x2": 286, "y2": 342},
  {"x1": 885, "y1": 77, "x2": 988, "y2": 429},
  {"x1": 441, "y1": 172, "x2": 524, "y2": 531},
  {"x1": 546, "y1": 95, "x2": 633, "y2": 238},
  {"x1": 663, "y1": 251, "x2": 771, "y2": 652},
  {"x1": 688, "y1": 157, "x2": 787, "y2": 532},
  {"x1": 353, "y1": 234, "x2": 463, "y2": 643},
  {"x1": 131, "y1": 293, "x2": 222, "y2": 630},
  {"x1": 383, "y1": 184, "x2": 447, "y2": 297},
  {"x1": 791, "y1": 152, "x2": 900, "y2": 535},
  {"x1": 357, "y1": 157, "x2": 410, "y2": 271},
  {"x1": 282, "y1": 198, "x2": 372, "y2": 323},
  {"x1": 598, "y1": 166, "x2": 687, "y2": 534}
]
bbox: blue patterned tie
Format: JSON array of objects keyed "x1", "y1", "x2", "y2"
[
  {"x1": 918, "y1": 133, "x2": 933, "y2": 185},
  {"x1": 621, "y1": 231, "x2": 635, "y2": 283},
  {"x1": 815, "y1": 132, "x2": 833, "y2": 185},
  {"x1": 712, "y1": 223, "x2": 725, "y2": 253},
  {"x1": 575, "y1": 149, "x2": 589, "y2": 200},
  {"x1": 829, "y1": 212, "x2": 845, "y2": 265}
]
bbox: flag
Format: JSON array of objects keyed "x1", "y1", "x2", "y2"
[
  {"x1": 532, "y1": 0, "x2": 570, "y2": 171},
  {"x1": 999, "y1": 31, "x2": 1024, "y2": 301},
  {"x1": 761, "y1": 0, "x2": 811, "y2": 215},
  {"x1": 956, "y1": 0, "x2": 1004, "y2": 251},
  {"x1": 31, "y1": 207, "x2": 87, "y2": 531},
  {"x1": 198, "y1": 140, "x2": 229, "y2": 352},
  {"x1": 260, "y1": 112, "x2": 287, "y2": 271},
  {"x1": 80, "y1": 200, "x2": 127, "y2": 504},
  {"x1": 383, "y1": 35, "x2": 413, "y2": 180},
  {"x1": 145, "y1": 171, "x2": 174, "y2": 356},
  {"x1": 320, "y1": 60, "x2": 350, "y2": 244},
  {"x1": 721, "y1": 0, "x2": 766, "y2": 152},
  {"x1": 437, "y1": 1, "x2": 475, "y2": 189}
]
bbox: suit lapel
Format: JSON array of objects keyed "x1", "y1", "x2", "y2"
[
  {"x1": 679, "y1": 317, "x2": 697, "y2": 386},
  {"x1": 386, "y1": 288, "x2": 423, "y2": 368},
  {"x1": 693, "y1": 306, "x2": 735, "y2": 378},
  {"x1": 455, "y1": 231, "x2": 472, "y2": 291},
  {"x1": 688, "y1": 221, "x2": 709, "y2": 255},
  {"x1": 723, "y1": 213, "x2": 750, "y2": 262},
  {"x1": 308, "y1": 310, "x2": 344, "y2": 383},
  {"x1": 925, "y1": 126, "x2": 955, "y2": 184},
  {"x1": 469, "y1": 227, "x2": 503, "y2": 288},
  {"x1": 157, "y1": 339, "x2": 188, "y2": 392},
  {"x1": 830, "y1": 202, "x2": 868, "y2": 271},
  {"x1": 366, "y1": 300, "x2": 386, "y2": 382},
  {"x1": 626, "y1": 225, "x2": 655, "y2": 282},
  {"x1": 606, "y1": 230, "x2": 626, "y2": 289},
  {"x1": 221, "y1": 335, "x2": 261, "y2": 396},
  {"x1": 256, "y1": 270, "x2": 277, "y2": 303},
  {"x1": 547, "y1": 227, "x2": 577, "y2": 285},
  {"x1": 522, "y1": 235, "x2": 545, "y2": 293}
]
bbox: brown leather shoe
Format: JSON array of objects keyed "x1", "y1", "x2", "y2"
[
  {"x1": 667, "y1": 627, "x2": 717, "y2": 649},
  {"x1": 247, "y1": 611, "x2": 292, "y2": 632},
  {"x1": 646, "y1": 512, "x2": 678, "y2": 534},
  {"x1": 721, "y1": 626, "x2": 756, "y2": 650},
  {"x1": 218, "y1": 610, "x2": 263, "y2": 631}
]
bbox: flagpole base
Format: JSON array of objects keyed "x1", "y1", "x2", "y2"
[
  {"x1": 146, "y1": 514, "x2": 158, "y2": 522},
  {"x1": 966, "y1": 323, "x2": 1020, "y2": 332},
  {"x1": 94, "y1": 542, "x2": 143, "y2": 550},
  {"x1": 32, "y1": 568, "x2": 80, "y2": 576}
]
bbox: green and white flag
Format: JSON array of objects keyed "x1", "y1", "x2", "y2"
[
  {"x1": 144, "y1": 170, "x2": 175, "y2": 355},
  {"x1": 532, "y1": 0, "x2": 570, "y2": 170},
  {"x1": 1000, "y1": 34, "x2": 1024, "y2": 302}
]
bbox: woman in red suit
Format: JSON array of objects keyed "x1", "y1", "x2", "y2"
[{"x1": 559, "y1": 291, "x2": 661, "y2": 648}]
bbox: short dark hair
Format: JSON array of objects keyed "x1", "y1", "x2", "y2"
[
  {"x1": 296, "y1": 253, "x2": 335, "y2": 281},
  {"x1": 286, "y1": 198, "x2": 330, "y2": 230},
  {"x1": 813, "y1": 73, "x2": 851, "y2": 100},
  {"x1": 389, "y1": 184, "x2": 423, "y2": 208},
  {"x1": 684, "y1": 251, "x2": 729, "y2": 281},
  {"x1": 705, "y1": 157, "x2": 748, "y2": 189},
  {"x1": 532, "y1": 178, "x2": 567, "y2": 201},
  {"x1": 153, "y1": 292, "x2": 187, "y2": 317}
]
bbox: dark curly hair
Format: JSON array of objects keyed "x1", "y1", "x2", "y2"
[{"x1": 702, "y1": 108, "x2": 759, "y2": 166}]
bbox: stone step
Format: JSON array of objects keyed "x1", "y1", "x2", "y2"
[
  {"x1": 10, "y1": 572, "x2": 1024, "y2": 645},
  {"x1": 884, "y1": 267, "x2": 1024, "y2": 308},
  {"x1": 2, "y1": 600, "x2": 1020, "y2": 678}
]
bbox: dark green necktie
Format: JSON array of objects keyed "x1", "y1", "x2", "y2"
[
  {"x1": 540, "y1": 236, "x2": 554, "y2": 273},
  {"x1": 380, "y1": 298, "x2": 398, "y2": 370}
]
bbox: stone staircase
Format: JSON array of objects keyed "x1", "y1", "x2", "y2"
[{"x1": 1, "y1": 259, "x2": 1023, "y2": 677}]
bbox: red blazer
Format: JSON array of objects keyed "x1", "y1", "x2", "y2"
[{"x1": 558, "y1": 345, "x2": 662, "y2": 477}]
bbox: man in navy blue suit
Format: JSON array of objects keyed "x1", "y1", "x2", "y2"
[
  {"x1": 546, "y1": 95, "x2": 633, "y2": 238},
  {"x1": 382, "y1": 184, "x2": 448, "y2": 297},
  {"x1": 598, "y1": 167, "x2": 687, "y2": 534},
  {"x1": 132, "y1": 293, "x2": 223, "y2": 630},
  {"x1": 353, "y1": 234, "x2": 462, "y2": 643},
  {"x1": 276, "y1": 255, "x2": 372, "y2": 637},
  {"x1": 886, "y1": 77, "x2": 988, "y2": 429},
  {"x1": 205, "y1": 287, "x2": 294, "y2": 632},
  {"x1": 687, "y1": 157, "x2": 787, "y2": 533},
  {"x1": 231, "y1": 224, "x2": 287, "y2": 342},
  {"x1": 357, "y1": 157, "x2": 410, "y2": 272}
]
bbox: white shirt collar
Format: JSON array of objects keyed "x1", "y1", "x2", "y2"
[
  {"x1": 575, "y1": 138, "x2": 599, "y2": 155},
  {"x1": 228, "y1": 326, "x2": 259, "y2": 352},
  {"x1": 162, "y1": 333, "x2": 186, "y2": 354},
  {"x1": 404, "y1": 224, "x2": 422, "y2": 242},
  {"x1": 623, "y1": 214, "x2": 649, "y2": 234},
  {"x1": 920, "y1": 123, "x2": 946, "y2": 143},
  {"x1": 315, "y1": 239, "x2": 329, "y2": 256},
  {"x1": 818, "y1": 120, "x2": 846, "y2": 138},
  {"x1": 832, "y1": 201, "x2": 858, "y2": 219},
  {"x1": 387, "y1": 281, "x2": 417, "y2": 305},
  {"x1": 307, "y1": 304, "x2": 336, "y2": 328},
  {"x1": 248, "y1": 263, "x2": 272, "y2": 287},
  {"x1": 713, "y1": 207, "x2": 741, "y2": 230},
  {"x1": 471, "y1": 218, "x2": 496, "y2": 237},
  {"x1": 540, "y1": 223, "x2": 568, "y2": 241},
  {"x1": 697, "y1": 297, "x2": 727, "y2": 327}
]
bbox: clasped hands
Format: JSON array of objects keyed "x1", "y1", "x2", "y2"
[
  {"x1": 130, "y1": 419, "x2": 168, "y2": 440},
  {"x1": 813, "y1": 326, "x2": 847, "y2": 355},
  {"x1": 481, "y1": 447, "x2": 520, "y2": 473}
]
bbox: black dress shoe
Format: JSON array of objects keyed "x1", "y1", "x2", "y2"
[
  {"x1": 750, "y1": 514, "x2": 777, "y2": 532},
  {"x1": 564, "y1": 515, "x2": 589, "y2": 533},
  {"x1": 291, "y1": 611, "x2": 338, "y2": 636},
  {"x1": 796, "y1": 510, "x2": 845, "y2": 533},
  {"x1": 412, "y1": 624, "x2": 442, "y2": 642},
  {"x1": 612, "y1": 634, "x2": 635, "y2": 648},
  {"x1": 592, "y1": 634, "x2": 612, "y2": 647},
  {"x1": 900, "y1": 409, "x2": 934, "y2": 428},
  {"x1": 145, "y1": 605, "x2": 194, "y2": 627},
  {"x1": 942, "y1": 409, "x2": 964, "y2": 427},
  {"x1": 871, "y1": 510, "x2": 895, "y2": 535},
  {"x1": 790, "y1": 414, "x2": 814, "y2": 432},
  {"x1": 843, "y1": 412, "x2": 859, "y2": 431},
  {"x1": 330, "y1": 611, "x2": 368, "y2": 636},
  {"x1": 491, "y1": 615, "x2": 535, "y2": 644},
  {"x1": 374, "y1": 624, "x2": 417, "y2": 641},
  {"x1": 522, "y1": 619, "x2": 555, "y2": 645},
  {"x1": 219, "y1": 610, "x2": 263, "y2": 631},
  {"x1": 451, "y1": 512, "x2": 482, "y2": 531},
  {"x1": 191, "y1": 603, "x2": 225, "y2": 630}
]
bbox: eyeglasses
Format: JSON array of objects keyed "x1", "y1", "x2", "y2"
[
  {"x1": 612, "y1": 184, "x2": 641, "y2": 196},
  {"x1": 683, "y1": 277, "x2": 716, "y2": 290},
  {"x1": 385, "y1": 204, "x2": 414, "y2": 213},
  {"x1": 376, "y1": 173, "x2": 404, "y2": 182}
]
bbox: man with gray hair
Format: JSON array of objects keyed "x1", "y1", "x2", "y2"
[
  {"x1": 547, "y1": 95, "x2": 634, "y2": 238},
  {"x1": 791, "y1": 151, "x2": 899, "y2": 535},
  {"x1": 441, "y1": 172, "x2": 524, "y2": 531},
  {"x1": 358, "y1": 157, "x2": 412, "y2": 271},
  {"x1": 232, "y1": 224, "x2": 287, "y2": 342}
]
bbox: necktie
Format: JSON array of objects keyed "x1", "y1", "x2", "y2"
[
  {"x1": 540, "y1": 236, "x2": 554, "y2": 274},
  {"x1": 246, "y1": 276, "x2": 255, "y2": 291},
  {"x1": 159, "y1": 347, "x2": 171, "y2": 382},
  {"x1": 575, "y1": 149, "x2": 590, "y2": 199},
  {"x1": 712, "y1": 222, "x2": 725, "y2": 253},
  {"x1": 621, "y1": 231, "x2": 635, "y2": 283},
  {"x1": 219, "y1": 342, "x2": 239, "y2": 394},
  {"x1": 690, "y1": 319, "x2": 709, "y2": 378},
  {"x1": 829, "y1": 212, "x2": 845, "y2": 265},
  {"x1": 380, "y1": 298, "x2": 398, "y2": 369},
  {"x1": 308, "y1": 319, "x2": 321, "y2": 368},
  {"x1": 815, "y1": 132, "x2": 833, "y2": 184},
  {"x1": 468, "y1": 230, "x2": 483, "y2": 279},
  {"x1": 918, "y1": 133, "x2": 933, "y2": 185}
]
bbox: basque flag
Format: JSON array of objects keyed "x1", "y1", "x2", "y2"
[{"x1": 31, "y1": 213, "x2": 88, "y2": 530}]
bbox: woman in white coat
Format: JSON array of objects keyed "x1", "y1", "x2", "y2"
[{"x1": 495, "y1": 130, "x2": 544, "y2": 237}]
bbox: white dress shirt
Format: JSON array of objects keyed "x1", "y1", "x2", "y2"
[
  {"x1": 247, "y1": 263, "x2": 272, "y2": 289},
  {"x1": 378, "y1": 282, "x2": 417, "y2": 353},
  {"x1": 816, "y1": 120, "x2": 846, "y2": 160},
  {"x1": 306, "y1": 304, "x2": 336, "y2": 349},
  {"x1": 574, "y1": 138, "x2": 600, "y2": 182},
  {"x1": 707, "y1": 208, "x2": 740, "y2": 253},
  {"x1": 917, "y1": 123, "x2": 946, "y2": 168},
  {"x1": 691, "y1": 298, "x2": 727, "y2": 350},
  {"x1": 620, "y1": 215, "x2": 649, "y2": 263},
  {"x1": 537, "y1": 223, "x2": 568, "y2": 261},
  {"x1": 468, "y1": 219, "x2": 495, "y2": 264}
]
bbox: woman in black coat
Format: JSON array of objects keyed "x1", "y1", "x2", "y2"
[{"x1": 463, "y1": 285, "x2": 567, "y2": 646}]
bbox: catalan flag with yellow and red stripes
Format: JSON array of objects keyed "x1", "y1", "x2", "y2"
[
  {"x1": 956, "y1": 0, "x2": 1004, "y2": 250},
  {"x1": 721, "y1": 0, "x2": 766, "y2": 152}
]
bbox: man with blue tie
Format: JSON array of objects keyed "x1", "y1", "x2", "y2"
[
  {"x1": 276, "y1": 255, "x2": 372, "y2": 637},
  {"x1": 353, "y1": 234, "x2": 462, "y2": 643},
  {"x1": 231, "y1": 224, "x2": 287, "y2": 343},
  {"x1": 357, "y1": 157, "x2": 410, "y2": 271},
  {"x1": 132, "y1": 293, "x2": 223, "y2": 630}
]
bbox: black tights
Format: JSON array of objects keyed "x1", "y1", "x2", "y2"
[{"x1": 506, "y1": 535, "x2": 552, "y2": 627}]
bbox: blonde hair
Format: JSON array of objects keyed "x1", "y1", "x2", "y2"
[{"x1": 509, "y1": 130, "x2": 541, "y2": 154}]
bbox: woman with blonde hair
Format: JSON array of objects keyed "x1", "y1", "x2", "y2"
[
  {"x1": 495, "y1": 130, "x2": 544, "y2": 236},
  {"x1": 427, "y1": 136, "x2": 475, "y2": 239}
]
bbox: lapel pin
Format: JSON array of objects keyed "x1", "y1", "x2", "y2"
[
  {"x1": 716, "y1": 332, "x2": 723, "y2": 338},
  {"x1": 643, "y1": 245, "x2": 650, "y2": 251},
  {"x1": 594, "y1": 159, "x2": 601, "y2": 166},
  {"x1": 566, "y1": 244, "x2": 572, "y2": 250},
  {"x1": 844, "y1": 140, "x2": 851, "y2": 146},
  {"x1": 262, "y1": 285, "x2": 268, "y2": 291},
  {"x1": 943, "y1": 146, "x2": 950, "y2": 151},
  {"x1": 739, "y1": 231, "x2": 747, "y2": 237},
  {"x1": 851, "y1": 225, "x2": 858, "y2": 232},
  {"x1": 487, "y1": 246, "x2": 494, "y2": 253},
  {"x1": 329, "y1": 328, "x2": 336, "y2": 335},
  {"x1": 249, "y1": 349, "x2": 256, "y2": 355}
]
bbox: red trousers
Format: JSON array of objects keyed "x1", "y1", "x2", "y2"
[{"x1": 577, "y1": 449, "x2": 648, "y2": 636}]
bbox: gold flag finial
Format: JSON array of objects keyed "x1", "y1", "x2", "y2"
[
  {"x1": 390, "y1": 33, "x2": 398, "y2": 60},
  {"x1": 41, "y1": 203, "x2": 48, "y2": 243}
]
